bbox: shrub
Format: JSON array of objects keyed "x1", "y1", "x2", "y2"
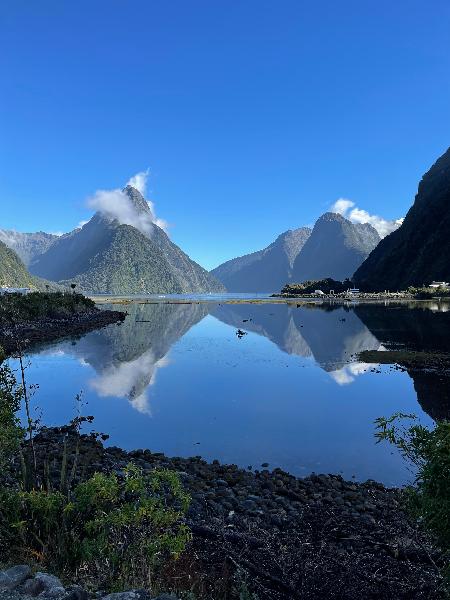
[
  {"x1": 0, "y1": 348, "x2": 191, "y2": 591},
  {"x1": 0, "y1": 349, "x2": 25, "y2": 475},
  {"x1": 2, "y1": 465, "x2": 191, "y2": 589},
  {"x1": 375, "y1": 413, "x2": 450, "y2": 580},
  {"x1": 0, "y1": 292, "x2": 96, "y2": 326}
]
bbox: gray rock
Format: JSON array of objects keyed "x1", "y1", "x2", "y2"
[
  {"x1": 0, "y1": 565, "x2": 32, "y2": 591},
  {"x1": 22, "y1": 572, "x2": 64, "y2": 597},
  {"x1": 102, "y1": 591, "x2": 150, "y2": 600},
  {"x1": 64, "y1": 586, "x2": 89, "y2": 600},
  {"x1": 0, "y1": 573, "x2": 13, "y2": 591},
  {"x1": 44, "y1": 587, "x2": 67, "y2": 598},
  {"x1": 4, "y1": 565, "x2": 32, "y2": 589},
  {"x1": 151, "y1": 595, "x2": 180, "y2": 600}
]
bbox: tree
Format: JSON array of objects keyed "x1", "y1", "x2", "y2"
[{"x1": 70, "y1": 283, "x2": 77, "y2": 294}]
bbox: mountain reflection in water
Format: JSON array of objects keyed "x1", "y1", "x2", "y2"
[
  {"x1": 40, "y1": 302, "x2": 208, "y2": 414},
  {"x1": 212, "y1": 303, "x2": 383, "y2": 385},
  {"x1": 21, "y1": 299, "x2": 449, "y2": 485}
]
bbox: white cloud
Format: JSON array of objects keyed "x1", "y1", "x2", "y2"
[
  {"x1": 329, "y1": 361, "x2": 375, "y2": 385},
  {"x1": 89, "y1": 350, "x2": 170, "y2": 415},
  {"x1": 147, "y1": 200, "x2": 169, "y2": 232},
  {"x1": 330, "y1": 198, "x2": 403, "y2": 238},
  {"x1": 77, "y1": 220, "x2": 89, "y2": 229},
  {"x1": 86, "y1": 171, "x2": 169, "y2": 236},
  {"x1": 127, "y1": 169, "x2": 149, "y2": 195}
]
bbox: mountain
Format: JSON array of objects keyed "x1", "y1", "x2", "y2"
[
  {"x1": 291, "y1": 212, "x2": 380, "y2": 283},
  {"x1": 211, "y1": 228, "x2": 312, "y2": 292},
  {"x1": 0, "y1": 240, "x2": 36, "y2": 288},
  {"x1": 354, "y1": 147, "x2": 450, "y2": 291},
  {"x1": 30, "y1": 186, "x2": 224, "y2": 294},
  {"x1": 0, "y1": 230, "x2": 58, "y2": 267}
]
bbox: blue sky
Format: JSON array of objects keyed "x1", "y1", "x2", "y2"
[{"x1": 1, "y1": 1, "x2": 450, "y2": 269}]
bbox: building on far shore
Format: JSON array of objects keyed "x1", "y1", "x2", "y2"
[
  {"x1": 429, "y1": 281, "x2": 449, "y2": 289},
  {"x1": 0, "y1": 287, "x2": 31, "y2": 295}
]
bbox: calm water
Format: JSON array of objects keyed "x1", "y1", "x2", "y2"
[{"x1": 11, "y1": 299, "x2": 450, "y2": 487}]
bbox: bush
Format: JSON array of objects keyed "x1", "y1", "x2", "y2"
[
  {"x1": 280, "y1": 278, "x2": 353, "y2": 295},
  {"x1": 0, "y1": 351, "x2": 191, "y2": 591},
  {"x1": 375, "y1": 414, "x2": 450, "y2": 579},
  {"x1": 1, "y1": 465, "x2": 191, "y2": 589},
  {"x1": 0, "y1": 349, "x2": 25, "y2": 475},
  {"x1": 0, "y1": 292, "x2": 96, "y2": 325}
]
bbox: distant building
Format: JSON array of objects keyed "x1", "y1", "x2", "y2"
[
  {"x1": 348, "y1": 288, "x2": 360, "y2": 294},
  {"x1": 0, "y1": 287, "x2": 31, "y2": 296},
  {"x1": 314, "y1": 290, "x2": 325, "y2": 295},
  {"x1": 429, "y1": 281, "x2": 449, "y2": 288}
]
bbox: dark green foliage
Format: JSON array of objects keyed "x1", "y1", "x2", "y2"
[
  {"x1": 0, "y1": 292, "x2": 96, "y2": 325},
  {"x1": 281, "y1": 278, "x2": 353, "y2": 295},
  {"x1": 375, "y1": 414, "x2": 450, "y2": 580},
  {"x1": 0, "y1": 353, "x2": 191, "y2": 591},
  {"x1": 0, "y1": 352, "x2": 25, "y2": 475},
  {"x1": 407, "y1": 286, "x2": 450, "y2": 299},
  {"x1": 59, "y1": 225, "x2": 183, "y2": 294},
  {"x1": 1, "y1": 465, "x2": 191, "y2": 589},
  {"x1": 0, "y1": 240, "x2": 36, "y2": 288},
  {"x1": 355, "y1": 147, "x2": 450, "y2": 291}
]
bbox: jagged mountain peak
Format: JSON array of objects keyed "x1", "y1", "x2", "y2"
[
  {"x1": 122, "y1": 185, "x2": 151, "y2": 214},
  {"x1": 29, "y1": 188, "x2": 224, "y2": 294},
  {"x1": 291, "y1": 212, "x2": 380, "y2": 283},
  {"x1": 211, "y1": 226, "x2": 311, "y2": 292}
]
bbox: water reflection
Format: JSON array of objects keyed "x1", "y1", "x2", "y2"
[
  {"x1": 354, "y1": 303, "x2": 450, "y2": 420},
  {"x1": 213, "y1": 303, "x2": 382, "y2": 384},
  {"x1": 40, "y1": 303, "x2": 208, "y2": 413},
  {"x1": 20, "y1": 299, "x2": 450, "y2": 484},
  {"x1": 36, "y1": 300, "x2": 450, "y2": 421}
]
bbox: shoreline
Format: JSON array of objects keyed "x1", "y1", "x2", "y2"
[
  {"x1": 88, "y1": 294, "x2": 450, "y2": 306},
  {"x1": 0, "y1": 307, "x2": 126, "y2": 356},
  {"x1": 8, "y1": 425, "x2": 442, "y2": 599}
]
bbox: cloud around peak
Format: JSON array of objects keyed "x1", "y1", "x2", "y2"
[
  {"x1": 330, "y1": 198, "x2": 403, "y2": 238},
  {"x1": 86, "y1": 170, "x2": 168, "y2": 236},
  {"x1": 127, "y1": 169, "x2": 149, "y2": 195}
]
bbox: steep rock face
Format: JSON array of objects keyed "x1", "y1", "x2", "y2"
[
  {"x1": 0, "y1": 240, "x2": 36, "y2": 287},
  {"x1": 354, "y1": 147, "x2": 450, "y2": 291},
  {"x1": 0, "y1": 230, "x2": 58, "y2": 267},
  {"x1": 211, "y1": 228, "x2": 311, "y2": 292},
  {"x1": 292, "y1": 213, "x2": 380, "y2": 283},
  {"x1": 30, "y1": 187, "x2": 224, "y2": 294}
]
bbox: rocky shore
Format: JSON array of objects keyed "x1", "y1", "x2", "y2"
[
  {"x1": 3, "y1": 426, "x2": 443, "y2": 600},
  {"x1": 0, "y1": 306, "x2": 125, "y2": 356}
]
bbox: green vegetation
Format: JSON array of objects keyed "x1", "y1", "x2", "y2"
[
  {"x1": 407, "y1": 286, "x2": 450, "y2": 300},
  {"x1": 0, "y1": 353, "x2": 191, "y2": 591},
  {"x1": 0, "y1": 240, "x2": 36, "y2": 288},
  {"x1": 0, "y1": 292, "x2": 96, "y2": 325},
  {"x1": 58, "y1": 225, "x2": 184, "y2": 294},
  {"x1": 375, "y1": 414, "x2": 450, "y2": 582},
  {"x1": 280, "y1": 278, "x2": 353, "y2": 295}
]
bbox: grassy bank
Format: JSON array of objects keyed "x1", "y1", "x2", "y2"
[{"x1": 0, "y1": 292, "x2": 125, "y2": 356}]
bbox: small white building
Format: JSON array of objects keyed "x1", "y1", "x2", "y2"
[
  {"x1": 0, "y1": 287, "x2": 31, "y2": 296},
  {"x1": 429, "y1": 281, "x2": 449, "y2": 289},
  {"x1": 348, "y1": 288, "x2": 360, "y2": 294},
  {"x1": 314, "y1": 290, "x2": 325, "y2": 295}
]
